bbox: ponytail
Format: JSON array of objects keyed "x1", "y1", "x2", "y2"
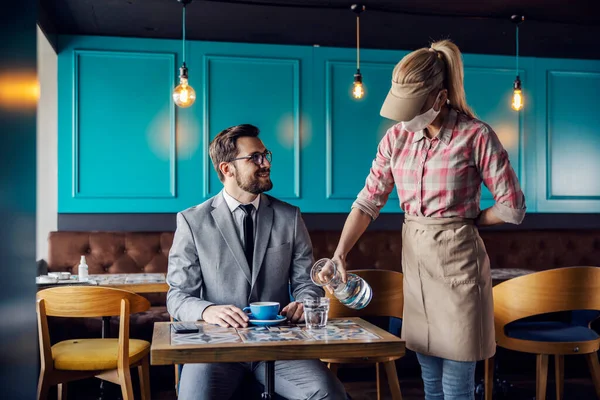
[{"x1": 430, "y1": 39, "x2": 476, "y2": 118}]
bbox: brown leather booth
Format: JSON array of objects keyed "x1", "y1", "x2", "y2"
[
  {"x1": 48, "y1": 229, "x2": 600, "y2": 275},
  {"x1": 46, "y1": 229, "x2": 600, "y2": 342}
]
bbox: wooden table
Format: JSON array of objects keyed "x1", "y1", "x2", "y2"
[
  {"x1": 36, "y1": 273, "x2": 169, "y2": 293},
  {"x1": 99, "y1": 281, "x2": 169, "y2": 293},
  {"x1": 151, "y1": 317, "x2": 405, "y2": 399}
]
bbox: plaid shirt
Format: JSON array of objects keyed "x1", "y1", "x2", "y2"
[{"x1": 353, "y1": 109, "x2": 526, "y2": 223}]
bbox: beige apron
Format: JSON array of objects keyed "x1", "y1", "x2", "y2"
[{"x1": 401, "y1": 215, "x2": 495, "y2": 362}]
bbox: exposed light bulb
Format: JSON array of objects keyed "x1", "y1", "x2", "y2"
[
  {"x1": 353, "y1": 82, "x2": 364, "y2": 99},
  {"x1": 352, "y1": 71, "x2": 364, "y2": 99},
  {"x1": 512, "y1": 90, "x2": 523, "y2": 111},
  {"x1": 173, "y1": 78, "x2": 196, "y2": 108},
  {"x1": 511, "y1": 76, "x2": 523, "y2": 111},
  {"x1": 173, "y1": 65, "x2": 196, "y2": 108}
]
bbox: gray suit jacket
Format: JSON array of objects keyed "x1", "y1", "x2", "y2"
[{"x1": 167, "y1": 190, "x2": 324, "y2": 322}]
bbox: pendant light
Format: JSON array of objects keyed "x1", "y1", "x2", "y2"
[
  {"x1": 351, "y1": 4, "x2": 365, "y2": 100},
  {"x1": 511, "y1": 15, "x2": 524, "y2": 111},
  {"x1": 172, "y1": 0, "x2": 196, "y2": 108}
]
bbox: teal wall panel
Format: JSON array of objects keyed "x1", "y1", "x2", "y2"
[
  {"x1": 325, "y1": 60, "x2": 398, "y2": 202},
  {"x1": 73, "y1": 50, "x2": 175, "y2": 198},
  {"x1": 57, "y1": 36, "x2": 196, "y2": 213},
  {"x1": 547, "y1": 71, "x2": 600, "y2": 198},
  {"x1": 535, "y1": 58, "x2": 600, "y2": 212},
  {"x1": 314, "y1": 47, "x2": 405, "y2": 213},
  {"x1": 203, "y1": 55, "x2": 300, "y2": 200},
  {"x1": 192, "y1": 41, "x2": 315, "y2": 210},
  {"x1": 57, "y1": 35, "x2": 600, "y2": 214}
]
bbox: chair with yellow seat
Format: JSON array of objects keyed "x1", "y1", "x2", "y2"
[
  {"x1": 322, "y1": 269, "x2": 404, "y2": 400},
  {"x1": 485, "y1": 266, "x2": 600, "y2": 400},
  {"x1": 36, "y1": 286, "x2": 152, "y2": 400}
]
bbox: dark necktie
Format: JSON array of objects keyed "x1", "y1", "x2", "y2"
[{"x1": 240, "y1": 204, "x2": 255, "y2": 270}]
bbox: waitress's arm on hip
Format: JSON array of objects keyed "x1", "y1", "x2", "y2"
[
  {"x1": 474, "y1": 124, "x2": 526, "y2": 227},
  {"x1": 333, "y1": 127, "x2": 398, "y2": 282}
]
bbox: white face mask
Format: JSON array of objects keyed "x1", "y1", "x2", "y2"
[{"x1": 402, "y1": 91, "x2": 444, "y2": 132}]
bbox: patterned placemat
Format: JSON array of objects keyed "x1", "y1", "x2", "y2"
[
  {"x1": 171, "y1": 324, "x2": 242, "y2": 345},
  {"x1": 304, "y1": 320, "x2": 381, "y2": 341},
  {"x1": 170, "y1": 319, "x2": 382, "y2": 346},
  {"x1": 237, "y1": 326, "x2": 314, "y2": 343}
]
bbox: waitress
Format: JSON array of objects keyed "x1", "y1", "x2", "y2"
[{"x1": 330, "y1": 39, "x2": 526, "y2": 400}]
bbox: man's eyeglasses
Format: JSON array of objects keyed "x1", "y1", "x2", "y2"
[{"x1": 230, "y1": 150, "x2": 272, "y2": 166}]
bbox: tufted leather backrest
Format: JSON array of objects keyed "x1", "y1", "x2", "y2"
[
  {"x1": 47, "y1": 229, "x2": 600, "y2": 274},
  {"x1": 474, "y1": 230, "x2": 600, "y2": 271},
  {"x1": 48, "y1": 231, "x2": 174, "y2": 275}
]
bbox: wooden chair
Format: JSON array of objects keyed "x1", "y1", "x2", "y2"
[
  {"x1": 36, "y1": 286, "x2": 152, "y2": 400},
  {"x1": 321, "y1": 269, "x2": 404, "y2": 400},
  {"x1": 485, "y1": 266, "x2": 600, "y2": 400}
]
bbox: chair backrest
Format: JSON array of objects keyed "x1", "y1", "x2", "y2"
[
  {"x1": 493, "y1": 266, "x2": 600, "y2": 327},
  {"x1": 325, "y1": 269, "x2": 403, "y2": 319},
  {"x1": 36, "y1": 286, "x2": 151, "y2": 373},
  {"x1": 36, "y1": 286, "x2": 151, "y2": 317}
]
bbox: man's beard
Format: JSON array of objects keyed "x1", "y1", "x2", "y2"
[{"x1": 235, "y1": 168, "x2": 273, "y2": 194}]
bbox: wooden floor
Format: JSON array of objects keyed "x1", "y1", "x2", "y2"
[
  {"x1": 42, "y1": 349, "x2": 600, "y2": 399},
  {"x1": 51, "y1": 374, "x2": 597, "y2": 400}
]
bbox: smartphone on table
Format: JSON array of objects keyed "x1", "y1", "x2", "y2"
[{"x1": 171, "y1": 321, "x2": 200, "y2": 334}]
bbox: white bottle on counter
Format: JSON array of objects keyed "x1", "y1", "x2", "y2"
[{"x1": 78, "y1": 255, "x2": 89, "y2": 282}]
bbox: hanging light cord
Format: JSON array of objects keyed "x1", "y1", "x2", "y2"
[
  {"x1": 356, "y1": 14, "x2": 360, "y2": 70},
  {"x1": 515, "y1": 23, "x2": 519, "y2": 75},
  {"x1": 182, "y1": 5, "x2": 187, "y2": 65}
]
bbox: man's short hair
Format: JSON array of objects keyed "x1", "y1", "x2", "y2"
[{"x1": 209, "y1": 124, "x2": 260, "y2": 181}]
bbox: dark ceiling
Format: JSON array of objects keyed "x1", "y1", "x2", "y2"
[{"x1": 39, "y1": 0, "x2": 599, "y2": 59}]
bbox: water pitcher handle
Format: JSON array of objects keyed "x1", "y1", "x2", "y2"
[{"x1": 311, "y1": 258, "x2": 340, "y2": 287}]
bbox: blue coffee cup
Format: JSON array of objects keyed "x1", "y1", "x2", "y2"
[{"x1": 243, "y1": 302, "x2": 280, "y2": 320}]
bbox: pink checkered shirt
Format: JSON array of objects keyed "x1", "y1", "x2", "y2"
[{"x1": 352, "y1": 109, "x2": 526, "y2": 223}]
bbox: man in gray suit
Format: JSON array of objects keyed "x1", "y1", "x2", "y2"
[{"x1": 167, "y1": 124, "x2": 346, "y2": 400}]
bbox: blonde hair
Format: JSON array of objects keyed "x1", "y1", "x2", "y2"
[{"x1": 393, "y1": 39, "x2": 475, "y2": 118}]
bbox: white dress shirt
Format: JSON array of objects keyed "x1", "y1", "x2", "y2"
[{"x1": 222, "y1": 189, "x2": 260, "y2": 249}]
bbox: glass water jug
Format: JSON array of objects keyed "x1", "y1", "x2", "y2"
[{"x1": 310, "y1": 258, "x2": 372, "y2": 309}]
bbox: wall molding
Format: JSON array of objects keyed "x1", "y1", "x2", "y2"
[
  {"x1": 56, "y1": 37, "x2": 600, "y2": 214},
  {"x1": 202, "y1": 55, "x2": 301, "y2": 199},
  {"x1": 546, "y1": 70, "x2": 600, "y2": 201},
  {"x1": 324, "y1": 60, "x2": 398, "y2": 200},
  {"x1": 71, "y1": 49, "x2": 177, "y2": 199}
]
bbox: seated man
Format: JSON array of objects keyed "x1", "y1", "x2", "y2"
[{"x1": 167, "y1": 124, "x2": 347, "y2": 400}]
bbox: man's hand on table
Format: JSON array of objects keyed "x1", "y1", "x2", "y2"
[
  {"x1": 202, "y1": 305, "x2": 249, "y2": 328},
  {"x1": 281, "y1": 301, "x2": 305, "y2": 323}
]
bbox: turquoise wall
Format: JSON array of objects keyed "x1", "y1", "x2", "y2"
[{"x1": 57, "y1": 35, "x2": 600, "y2": 213}]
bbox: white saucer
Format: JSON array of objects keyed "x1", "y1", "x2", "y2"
[{"x1": 248, "y1": 315, "x2": 287, "y2": 327}]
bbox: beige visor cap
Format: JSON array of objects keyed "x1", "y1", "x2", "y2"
[{"x1": 380, "y1": 72, "x2": 444, "y2": 122}]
